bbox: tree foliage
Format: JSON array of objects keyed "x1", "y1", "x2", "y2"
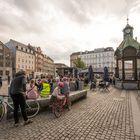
[{"x1": 73, "y1": 58, "x2": 86, "y2": 69}]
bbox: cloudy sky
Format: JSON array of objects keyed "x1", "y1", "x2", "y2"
[{"x1": 0, "y1": 0, "x2": 140, "y2": 66}]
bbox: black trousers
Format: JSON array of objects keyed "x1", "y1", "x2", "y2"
[{"x1": 11, "y1": 94, "x2": 28, "y2": 124}]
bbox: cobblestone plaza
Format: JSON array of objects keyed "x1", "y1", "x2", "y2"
[{"x1": 0, "y1": 86, "x2": 140, "y2": 140}]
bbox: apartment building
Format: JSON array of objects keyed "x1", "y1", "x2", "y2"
[
  {"x1": 0, "y1": 41, "x2": 12, "y2": 79},
  {"x1": 70, "y1": 47, "x2": 115, "y2": 73},
  {"x1": 33, "y1": 47, "x2": 44, "y2": 76},
  {"x1": 46, "y1": 56, "x2": 55, "y2": 77},
  {"x1": 5, "y1": 39, "x2": 35, "y2": 78},
  {"x1": 43, "y1": 54, "x2": 48, "y2": 75},
  {"x1": 70, "y1": 52, "x2": 80, "y2": 67}
]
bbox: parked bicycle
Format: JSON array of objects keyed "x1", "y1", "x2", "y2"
[
  {"x1": 49, "y1": 96, "x2": 71, "y2": 118},
  {"x1": 0, "y1": 95, "x2": 40, "y2": 121}
]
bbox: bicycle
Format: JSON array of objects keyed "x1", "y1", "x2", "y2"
[
  {"x1": 49, "y1": 95, "x2": 71, "y2": 118},
  {"x1": 0, "y1": 95, "x2": 40, "y2": 122}
]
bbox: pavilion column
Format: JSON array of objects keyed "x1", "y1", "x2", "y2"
[
  {"x1": 122, "y1": 57, "x2": 125, "y2": 81},
  {"x1": 135, "y1": 58, "x2": 137, "y2": 81}
]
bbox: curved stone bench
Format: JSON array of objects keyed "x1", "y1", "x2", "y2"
[
  {"x1": 37, "y1": 90, "x2": 87, "y2": 109},
  {"x1": 6, "y1": 90, "x2": 87, "y2": 119}
]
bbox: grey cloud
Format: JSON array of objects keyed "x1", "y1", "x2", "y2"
[
  {"x1": 109, "y1": 37, "x2": 122, "y2": 44},
  {"x1": 49, "y1": 0, "x2": 137, "y2": 24},
  {"x1": 1, "y1": 0, "x2": 140, "y2": 65},
  {"x1": 0, "y1": 1, "x2": 46, "y2": 36},
  {"x1": 13, "y1": 0, "x2": 43, "y2": 15},
  {"x1": 43, "y1": 41, "x2": 80, "y2": 62},
  {"x1": 48, "y1": 0, "x2": 91, "y2": 24}
]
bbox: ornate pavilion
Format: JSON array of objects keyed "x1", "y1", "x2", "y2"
[{"x1": 115, "y1": 20, "x2": 140, "y2": 89}]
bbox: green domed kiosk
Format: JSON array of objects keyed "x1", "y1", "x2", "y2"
[{"x1": 115, "y1": 20, "x2": 140, "y2": 89}]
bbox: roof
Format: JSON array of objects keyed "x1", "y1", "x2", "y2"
[
  {"x1": 123, "y1": 24, "x2": 133, "y2": 31},
  {"x1": 117, "y1": 35, "x2": 140, "y2": 50},
  {"x1": 0, "y1": 41, "x2": 9, "y2": 49},
  {"x1": 70, "y1": 52, "x2": 80, "y2": 56},
  {"x1": 9, "y1": 39, "x2": 27, "y2": 48},
  {"x1": 6, "y1": 39, "x2": 35, "y2": 51}
]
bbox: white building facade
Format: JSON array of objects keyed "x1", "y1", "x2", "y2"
[{"x1": 79, "y1": 47, "x2": 115, "y2": 73}]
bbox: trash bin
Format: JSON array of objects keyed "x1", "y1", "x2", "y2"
[
  {"x1": 70, "y1": 82, "x2": 76, "y2": 91},
  {"x1": 78, "y1": 81, "x2": 84, "y2": 90}
]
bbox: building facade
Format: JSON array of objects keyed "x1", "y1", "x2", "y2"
[
  {"x1": 70, "y1": 52, "x2": 80, "y2": 67},
  {"x1": 5, "y1": 39, "x2": 56, "y2": 78},
  {"x1": 54, "y1": 63, "x2": 69, "y2": 77},
  {"x1": 5, "y1": 39, "x2": 35, "y2": 78},
  {"x1": 46, "y1": 56, "x2": 55, "y2": 77},
  {"x1": 0, "y1": 41, "x2": 12, "y2": 79},
  {"x1": 70, "y1": 47, "x2": 115, "y2": 73},
  {"x1": 32, "y1": 47, "x2": 44, "y2": 78},
  {"x1": 43, "y1": 54, "x2": 48, "y2": 76}
]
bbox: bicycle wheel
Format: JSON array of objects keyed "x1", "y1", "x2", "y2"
[
  {"x1": 0, "y1": 103, "x2": 5, "y2": 121},
  {"x1": 26, "y1": 100, "x2": 40, "y2": 118},
  {"x1": 54, "y1": 106, "x2": 62, "y2": 118}
]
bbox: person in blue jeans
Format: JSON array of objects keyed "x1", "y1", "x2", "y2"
[{"x1": 61, "y1": 77, "x2": 70, "y2": 106}]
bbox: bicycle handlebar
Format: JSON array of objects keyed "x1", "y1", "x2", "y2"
[{"x1": 0, "y1": 94, "x2": 9, "y2": 97}]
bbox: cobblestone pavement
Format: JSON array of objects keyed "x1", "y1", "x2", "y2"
[{"x1": 0, "y1": 87, "x2": 140, "y2": 140}]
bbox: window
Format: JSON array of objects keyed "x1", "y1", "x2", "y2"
[
  {"x1": 124, "y1": 60, "x2": 134, "y2": 80},
  {"x1": 0, "y1": 70, "x2": 3, "y2": 75},
  {"x1": 118, "y1": 60, "x2": 122, "y2": 79},
  {"x1": 137, "y1": 59, "x2": 140, "y2": 80},
  {"x1": 0, "y1": 45, "x2": 3, "y2": 49},
  {"x1": 5, "y1": 71, "x2": 9, "y2": 75},
  {"x1": 0, "y1": 60, "x2": 3, "y2": 66}
]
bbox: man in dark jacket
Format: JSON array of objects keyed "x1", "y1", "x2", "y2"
[
  {"x1": 9, "y1": 70, "x2": 32, "y2": 127},
  {"x1": 0, "y1": 76, "x2": 2, "y2": 88}
]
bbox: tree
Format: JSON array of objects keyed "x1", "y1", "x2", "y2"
[{"x1": 73, "y1": 58, "x2": 86, "y2": 69}]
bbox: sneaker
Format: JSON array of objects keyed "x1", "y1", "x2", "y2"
[
  {"x1": 14, "y1": 123, "x2": 19, "y2": 127},
  {"x1": 24, "y1": 119, "x2": 33, "y2": 126}
]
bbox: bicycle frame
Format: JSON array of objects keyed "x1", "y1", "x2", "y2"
[
  {"x1": 4, "y1": 101, "x2": 14, "y2": 111},
  {"x1": 0, "y1": 95, "x2": 13, "y2": 108},
  {"x1": 0, "y1": 95, "x2": 40, "y2": 121},
  {"x1": 50, "y1": 96, "x2": 71, "y2": 118}
]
